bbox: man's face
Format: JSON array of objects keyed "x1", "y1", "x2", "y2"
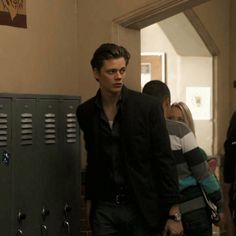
[{"x1": 93, "y1": 57, "x2": 126, "y2": 95}]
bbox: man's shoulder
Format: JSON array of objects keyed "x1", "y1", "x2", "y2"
[
  {"x1": 78, "y1": 96, "x2": 96, "y2": 109},
  {"x1": 76, "y1": 96, "x2": 96, "y2": 120},
  {"x1": 125, "y1": 87, "x2": 161, "y2": 105}
]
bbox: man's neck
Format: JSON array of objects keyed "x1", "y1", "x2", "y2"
[
  {"x1": 100, "y1": 90, "x2": 121, "y2": 121},
  {"x1": 101, "y1": 90, "x2": 120, "y2": 107}
]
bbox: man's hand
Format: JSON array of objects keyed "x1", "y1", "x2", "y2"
[
  {"x1": 163, "y1": 205, "x2": 183, "y2": 236},
  {"x1": 163, "y1": 219, "x2": 183, "y2": 236}
]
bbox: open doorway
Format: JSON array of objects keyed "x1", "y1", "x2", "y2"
[
  {"x1": 141, "y1": 13, "x2": 213, "y2": 157},
  {"x1": 112, "y1": 1, "x2": 222, "y2": 235},
  {"x1": 141, "y1": 17, "x2": 222, "y2": 236},
  {"x1": 112, "y1": 0, "x2": 218, "y2": 156}
]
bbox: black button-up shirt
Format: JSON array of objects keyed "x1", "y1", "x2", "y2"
[{"x1": 95, "y1": 92, "x2": 126, "y2": 195}]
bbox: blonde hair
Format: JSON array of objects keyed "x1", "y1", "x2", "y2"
[{"x1": 171, "y1": 102, "x2": 196, "y2": 135}]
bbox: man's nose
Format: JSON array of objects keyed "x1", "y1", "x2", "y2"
[{"x1": 114, "y1": 70, "x2": 123, "y2": 78}]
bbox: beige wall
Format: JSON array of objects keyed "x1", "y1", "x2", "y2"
[
  {"x1": 230, "y1": 0, "x2": 236, "y2": 112},
  {"x1": 0, "y1": 0, "x2": 232, "y2": 164},
  {"x1": 0, "y1": 0, "x2": 79, "y2": 95},
  {"x1": 193, "y1": 0, "x2": 230, "y2": 154},
  {"x1": 77, "y1": 0, "x2": 148, "y2": 102}
]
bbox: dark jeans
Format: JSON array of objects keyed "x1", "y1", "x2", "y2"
[
  {"x1": 182, "y1": 207, "x2": 212, "y2": 236},
  {"x1": 90, "y1": 201, "x2": 161, "y2": 236}
]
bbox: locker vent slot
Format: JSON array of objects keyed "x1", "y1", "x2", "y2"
[
  {"x1": 0, "y1": 113, "x2": 8, "y2": 147},
  {"x1": 66, "y1": 113, "x2": 77, "y2": 143},
  {"x1": 21, "y1": 113, "x2": 33, "y2": 146},
  {"x1": 45, "y1": 113, "x2": 56, "y2": 144}
]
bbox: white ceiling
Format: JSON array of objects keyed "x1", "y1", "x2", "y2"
[{"x1": 158, "y1": 13, "x2": 211, "y2": 57}]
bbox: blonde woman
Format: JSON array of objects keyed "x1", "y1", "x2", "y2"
[
  {"x1": 169, "y1": 102, "x2": 217, "y2": 169},
  {"x1": 169, "y1": 101, "x2": 225, "y2": 228},
  {"x1": 169, "y1": 102, "x2": 206, "y2": 159},
  {"x1": 169, "y1": 102, "x2": 195, "y2": 135}
]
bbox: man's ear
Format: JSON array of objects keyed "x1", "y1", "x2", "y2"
[
  {"x1": 163, "y1": 97, "x2": 170, "y2": 108},
  {"x1": 163, "y1": 97, "x2": 171, "y2": 117},
  {"x1": 93, "y1": 69, "x2": 99, "y2": 82},
  {"x1": 166, "y1": 97, "x2": 171, "y2": 107}
]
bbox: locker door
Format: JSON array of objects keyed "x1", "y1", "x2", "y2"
[
  {"x1": 12, "y1": 98, "x2": 41, "y2": 236},
  {"x1": 60, "y1": 98, "x2": 80, "y2": 235},
  {"x1": 37, "y1": 99, "x2": 65, "y2": 236},
  {"x1": 0, "y1": 98, "x2": 12, "y2": 236}
]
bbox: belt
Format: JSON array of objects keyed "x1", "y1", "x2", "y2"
[
  {"x1": 99, "y1": 192, "x2": 130, "y2": 205},
  {"x1": 180, "y1": 196, "x2": 206, "y2": 214},
  {"x1": 114, "y1": 193, "x2": 129, "y2": 204}
]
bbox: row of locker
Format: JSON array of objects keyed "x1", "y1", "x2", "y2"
[{"x1": 0, "y1": 94, "x2": 81, "y2": 236}]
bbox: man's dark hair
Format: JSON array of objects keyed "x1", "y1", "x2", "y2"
[
  {"x1": 142, "y1": 80, "x2": 171, "y2": 104},
  {"x1": 90, "y1": 43, "x2": 130, "y2": 71}
]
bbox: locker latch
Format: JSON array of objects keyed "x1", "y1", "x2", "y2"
[{"x1": 2, "y1": 150, "x2": 10, "y2": 166}]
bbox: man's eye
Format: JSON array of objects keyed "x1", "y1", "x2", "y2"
[
  {"x1": 120, "y1": 68, "x2": 126, "y2": 74},
  {"x1": 107, "y1": 70, "x2": 116, "y2": 75}
]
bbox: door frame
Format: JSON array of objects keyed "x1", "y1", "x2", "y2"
[{"x1": 112, "y1": 0, "x2": 219, "y2": 154}]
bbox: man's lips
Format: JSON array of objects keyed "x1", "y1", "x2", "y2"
[{"x1": 114, "y1": 83, "x2": 123, "y2": 87}]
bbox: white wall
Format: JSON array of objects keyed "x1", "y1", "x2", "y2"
[
  {"x1": 141, "y1": 23, "x2": 179, "y2": 99},
  {"x1": 141, "y1": 22, "x2": 213, "y2": 154},
  {"x1": 178, "y1": 57, "x2": 213, "y2": 154}
]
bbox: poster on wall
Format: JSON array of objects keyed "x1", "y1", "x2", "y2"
[
  {"x1": 141, "y1": 63, "x2": 151, "y2": 89},
  {"x1": 141, "y1": 52, "x2": 166, "y2": 90},
  {"x1": 186, "y1": 87, "x2": 211, "y2": 120},
  {"x1": 0, "y1": 0, "x2": 27, "y2": 28}
]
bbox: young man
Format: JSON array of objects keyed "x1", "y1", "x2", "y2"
[
  {"x1": 143, "y1": 80, "x2": 222, "y2": 236},
  {"x1": 76, "y1": 43, "x2": 183, "y2": 236}
]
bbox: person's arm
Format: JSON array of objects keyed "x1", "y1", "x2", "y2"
[
  {"x1": 150, "y1": 101, "x2": 180, "y2": 204},
  {"x1": 85, "y1": 200, "x2": 92, "y2": 218},
  {"x1": 150, "y1": 101, "x2": 183, "y2": 235},
  {"x1": 76, "y1": 104, "x2": 93, "y2": 201},
  {"x1": 224, "y1": 112, "x2": 236, "y2": 184},
  {"x1": 181, "y1": 130, "x2": 221, "y2": 202},
  {"x1": 222, "y1": 112, "x2": 236, "y2": 233}
]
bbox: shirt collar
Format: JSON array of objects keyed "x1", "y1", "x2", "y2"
[{"x1": 95, "y1": 86, "x2": 126, "y2": 108}]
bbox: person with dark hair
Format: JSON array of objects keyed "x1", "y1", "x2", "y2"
[
  {"x1": 76, "y1": 43, "x2": 183, "y2": 236},
  {"x1": 223, "y1": 111, "x2": 236, "y2": 235},
  {"x1": 143, "y1": 80, "x2": 222, "y2": 236}
]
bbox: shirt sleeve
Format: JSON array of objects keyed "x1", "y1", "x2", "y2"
[
  {"x1": 150, "y1": 101, "x2": 180, "y2": 205},
  {"x1": 181, "y1": 132, "x2": 222, "y2": 204}
]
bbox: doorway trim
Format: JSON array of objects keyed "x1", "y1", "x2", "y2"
[
  {"x1": 112, "y1": 0, "x2": 219, "y2": 155},
  {"x1": 113, "y1": 0, "x2": 212, "y2": 30}
]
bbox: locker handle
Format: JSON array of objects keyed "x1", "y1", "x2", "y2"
[
  {"x1": 41, "y1": 207, "x2": 50, "y2": 221},
  {"x1": 41, "y1": 224, "x2": 48, "y2": 235},
  {"x1": 17, "y1": 229, "x2": 23, "y2": 236},
  {"x1": 2, "y1": 150, "x2": 10, "y2": 166},
  {"x1": 17, "y1": 211, "x2": 26, "y2": 224},
  {"x1": 64, "y1": 203, "x2": 71, "y2": 218},
  {"x1": 63, "y1": 220, "x2": 70, "y2": 236}
]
